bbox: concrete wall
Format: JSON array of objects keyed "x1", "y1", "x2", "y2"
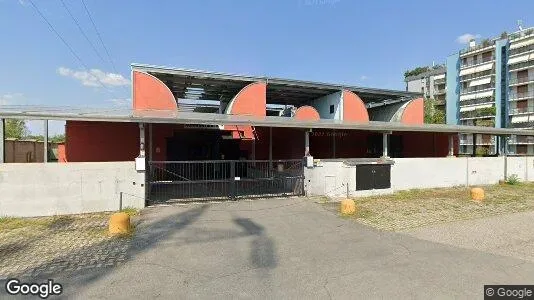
[
  {"x1": 4, "y1": 139, "x2": 61, "y2": 163},
  {"x1": 0, "y1": 162, "x2": 145, "y2": 217},
  {"x1": 304, "y1": 157, "x2": 534, "y2": 198},
  {"x1": 310, "y1": 91, "x2": 342, "y2": 120}
]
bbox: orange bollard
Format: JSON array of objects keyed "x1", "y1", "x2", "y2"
[
  {"x1": 470, "y1": 187, "x2": 485, "y2": 202},
  {"x1": 340, "y1": 199, "x2": 356, "y2": 215},
  {"x1": 109, "y1": 212, "x2": 130, "y2": 235}
]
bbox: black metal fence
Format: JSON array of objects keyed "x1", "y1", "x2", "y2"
[{"x1": 147, "y1": 159, "x2": 304, "y2": 204}]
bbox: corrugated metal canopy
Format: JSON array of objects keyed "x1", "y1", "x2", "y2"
[
  {"x1": 1, "y1": 105, "x2": 534, "y2": 136},
  {"x1": 132, "y1": 64, "x2": 421, "y2": 107}
]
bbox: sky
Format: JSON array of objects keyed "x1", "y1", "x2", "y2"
[{"x1": 1, "y1": 0, "x2": 534, "y2": 135}]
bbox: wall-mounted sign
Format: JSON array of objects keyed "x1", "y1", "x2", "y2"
[{"x1": 183, "y1": 124, "x2": 221, "y2": 130}]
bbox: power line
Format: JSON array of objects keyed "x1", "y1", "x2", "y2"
[
  {"x1": 80, "y1": 0, "x2": 119, "y2": 75},
  {"x1": 59, "y1": 0, "x2": 107, "y2": 66},
  {"x1": 27, "y1": 0, "x2": 118, "y2": 97}
]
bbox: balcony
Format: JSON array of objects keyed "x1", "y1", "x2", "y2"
[
  {"x1": 509, "y1": 28, "x2": 534, "y2": 41},
  {"x1": 459, "y1": 97, "x2": 494, "y2": 106},
  {"x1": 459, "y1": 106, "x2": 496, "y2": 120},
  {"x1": 460, "y1": 56, "x2": 495, "y2": 69},
  {"x1": 508, "y1": 135, "x2": 534, "y2": 144},
  {"x1": 459, "y1": 136, "x2": 495, "y2": 146},
  {"x1": 460, "y1": 83, "x2": 494, "y2": 95},
  {"x1": 460, "y1": 70, "x2": 494, "y2": 82},
  {"x1": 509, "y1": 43, "x2": 534, "y2": 57},
  {"x1": 434, "y1": 77, "x2": 446, "y2": 84},
  {"x1": 509, "y1": 75, "x2": 534, "y2": 85},
  {"x1": 509, "y1": 60, "x2": 534, "y2": 72},
  {"x1": 509, "y1": 91, "x2": 534, "y2": 101},
  {"x1": 460, "y1": 40, "x2": 496, "y2": 55},
  {"x1": 434, "y1": 88, "x2": 446, "y2": 95},
  {"x1": 509, "y1": 106, "x2": 534, "y2": 115},
  {"x1": 510, "y1": 121, "x2": 534, "y2": 128}
]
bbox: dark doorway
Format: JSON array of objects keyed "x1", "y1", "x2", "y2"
[{"x1": 166, "y1": 130, "x2": 241, "y2": 161}]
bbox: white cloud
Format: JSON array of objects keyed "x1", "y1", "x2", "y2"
[
  {"x1": 108, "y1": 98, "x2": 132, "y2": 107},
  {"x1": 18, "y1": 0, "x2": 28, "y2": 6},
  {"x1": 0, "y1": 93, "x2": 24, "y2": 105},
  {"x1": 57, "y1": 67, "x2": 130, "y2": 87},
  {"x1": 456, "y1": 33, "x2": 481, "y2": 44},
  {"x1": 360, "y1": 75, "x2": 368, "y2": 80}
]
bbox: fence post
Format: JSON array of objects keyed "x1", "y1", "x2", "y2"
[
  {"x1": 230, "y1": 161, "x2": 236, "y2": 200},
  {"x1": 119, "y1": 192, "x2": 123, "y2": 211}
]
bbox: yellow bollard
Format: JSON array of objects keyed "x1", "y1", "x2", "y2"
[
  {"x1": 340, "y1": 199, "x2": 356, "y2": 215},
  {"x1": 109, "y1": 212, "x2": 130, "y2": 235},
  {"x1": 470, "y1": 187, "x2": 485, "y2": 202}
]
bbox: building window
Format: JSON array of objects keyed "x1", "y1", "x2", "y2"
[{"x1": 329, "y1": 105, "x2": 334, "y2": 114}]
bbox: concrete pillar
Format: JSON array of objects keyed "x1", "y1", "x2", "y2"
[
  {"x1": 448, "y1": 135, "x2": 455, "y2": 157},
  {"x1": 0, "y1": 118, "x2": 4, "y2": 163},
  {"x1": 139, "y1": 123, "x2": 145, "y2": 157},
  {"x1": 382, "y1": 132, "x2": 389, "y2": 158},
  {"x1": 43, "y1": 120, "x2": 48, "y2": 163},
  {"x1": 148, "y1": 123, "x2": 153, "y2": 162},
  {"x1": 269, "y1": 127, "x2": 272, "y2": 162},
  {"x1": 304, "y1": 130, "x2": 310, "y2": 156}
]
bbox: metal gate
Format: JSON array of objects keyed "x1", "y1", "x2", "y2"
[{"x1": 147, "y1": 159, "x2": 304, "y2": 204}]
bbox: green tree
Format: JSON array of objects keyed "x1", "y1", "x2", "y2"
[
  {"x1": 424, "y1": 99, "x2": 445, "y2": 124},
  {"x1": 404, "y1": 66, "x2": 431, "y2": 78},
  {"x1": 4, "y1": 119, "x2": 28, "y2": 139}
]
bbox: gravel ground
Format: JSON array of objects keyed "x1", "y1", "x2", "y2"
[
  {"x1": 0, "y1": 213, "x2": 131, "y2": 279},
  {"x1": 322, "y1": 183, "x2": 534, "y2": 231},
  {"x1": 400, "y1": 210, "x2": 534, "y2": 263}
]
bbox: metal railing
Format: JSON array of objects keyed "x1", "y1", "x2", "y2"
[
  {"x1": 433, "y1": 78, "x2": 446, "y2": 84},
  {"x1": 460, "y1": 40, "x2": 496, "y2": 55},
  {"x1": 460, "y1": 56, "x2": 495, "y2": 68},
  {"x1": 508, "y1": 135, "x2": 534, "y2": 144},
  {"x1": 147, "y1": 160, "x2": 304, "y2": 203},
  {"x1": 434, "y1": 88, "x2": 446, "y2": 95},
  {"x1": 509, "y1": 106, "x2": 534, "y2": 115},
  {"x1": 460, "y1": 70, "x2": 494, "y2": 82},
  {"x1": 509, "y1": 75, "x2": 534, "y2": 85},
  {"x1": 509, "y1": 44, "x2": 534, "y2": 57},
  {"x1": 509, "y1": 60, "x2": 534, "y2": 71},
  {"x1": 509, "y1": 28, "x2": 534, "y2": 41},
  {"x1": 460, "y1": 83, "x2": 494, "y2": 95},
  {"x1": 459, "y1": 97, "x2": 494, "y2": 107},
  {"x1": 509, "y1": 91, "x2": 534, "y2": 101}
]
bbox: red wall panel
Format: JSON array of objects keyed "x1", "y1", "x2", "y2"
[{"x1": 65, "y1": 121, "x2": 139, "y2": 162}]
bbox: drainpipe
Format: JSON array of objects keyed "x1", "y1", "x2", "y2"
[{"x1": 504, "y1": 135, "x2": 508, "y2": 181}]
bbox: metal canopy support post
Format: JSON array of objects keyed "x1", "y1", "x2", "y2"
[
  {"x1": 0, "y1": 118, "x2": 4, "y2": 163},
  {"x1": 382, "y1": 132, "x2": 389, "y2": 158},
  {"x1": 269, "y1": 127, "x2": 272, "y2": 163},
  {"x1": 43, "y1": 120, "x2": 48, "y2": 163},
  {"x1": 448, "y1": 134, "x2": 455, "y2": 157},
  {"x1": 148, "y1": 123, "x2": 153, "y2": 162},
  {"x1": 304, "y1": 129, "x2": 310, "y2": 156}
]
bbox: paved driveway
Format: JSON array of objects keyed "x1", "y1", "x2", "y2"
[{"x1": 3, "y1": 198, "x2": 534, "y2": 299}]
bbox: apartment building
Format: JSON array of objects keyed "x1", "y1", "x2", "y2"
[
  {"x1": 446, "y1": 26, "x2": 534, "y2": 155},
  {"x1": 405, "y1": 67, "x2": 446, "y2": 110},
  {"x1": 507, "y1": 28, "x2": 534, "y2": 154}
]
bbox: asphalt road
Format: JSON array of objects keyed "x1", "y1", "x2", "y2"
[{"x1": 3, "y1": 198, "x2": 534, "y2": 299}]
